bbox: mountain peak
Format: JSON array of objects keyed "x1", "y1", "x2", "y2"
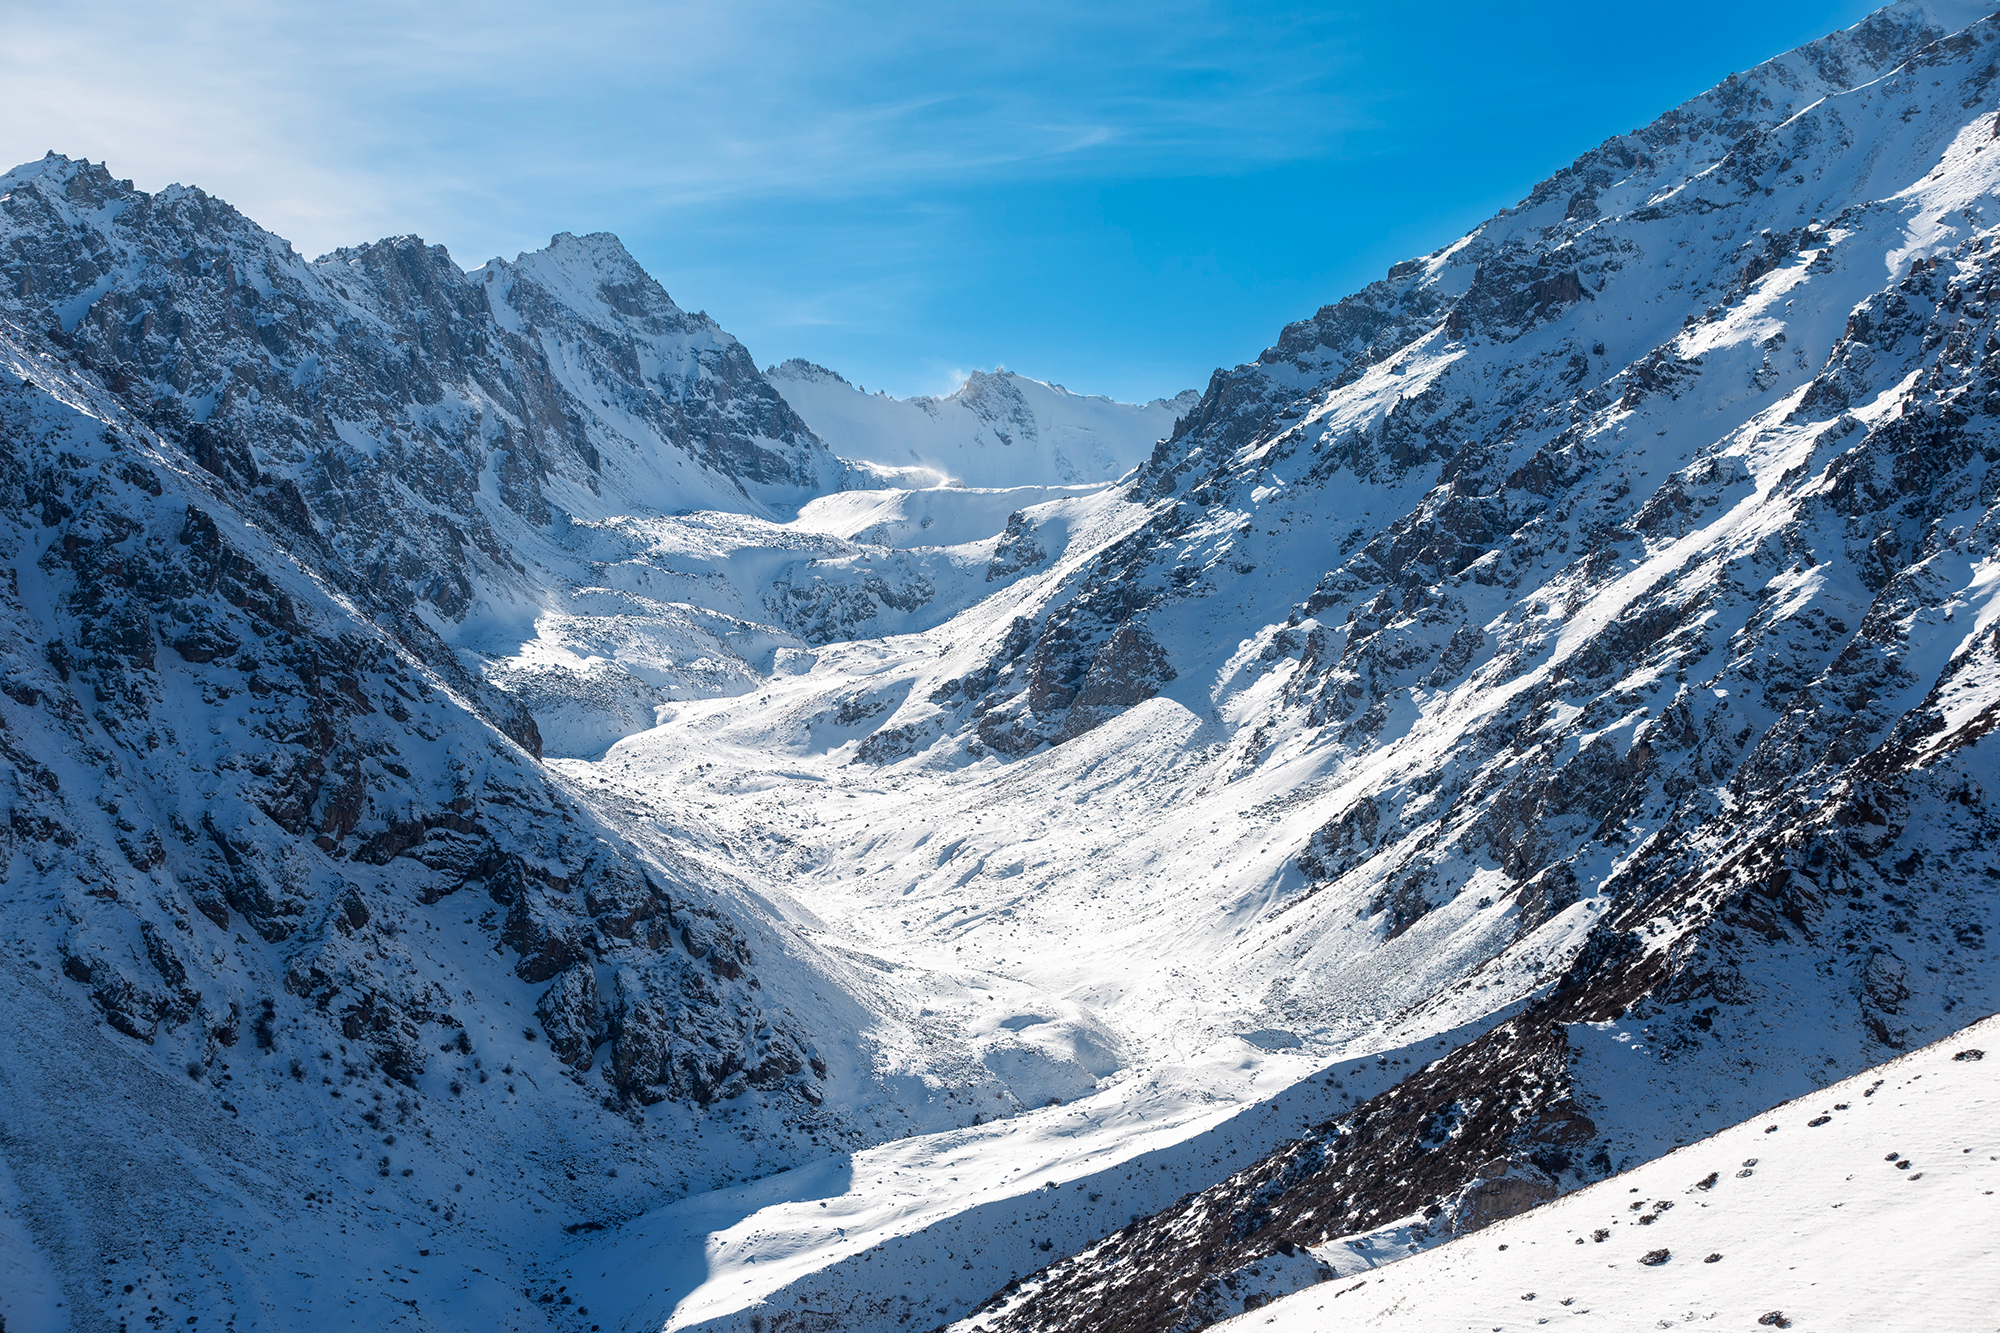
[
  {"x1": 0, "y1": 152, "x2": 141, "y2": 210},
  {"x1": 504, "y1": 228, "x2": 674, "y2": 305},
  {"x1": 537, "y1": 227, "x2": 645, "y2": 272},
  {"x1": 769, "y1": 358, "x2": 1191, "y2": 487},
  {"x1": 767, "y1": 356, "x2": 851, "y2": 385},
  {"x1": 1901, "y1": 0, "x2": 1995, "y2": 35}
]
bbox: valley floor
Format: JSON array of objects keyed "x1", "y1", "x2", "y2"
[{"x1": 542, "y1": 617, "x2": 1544, "y2": 1330}]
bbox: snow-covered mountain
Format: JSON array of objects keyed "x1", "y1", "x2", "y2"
[
  {"x1": 767, "y1": 359, "x2": 1198, "y2": 488},
  {"x1": 5, "y1": 1, "x2": 2000, "y2": 1330},
  {"x1": 0, "y1": 156, "x2": 1102, "y2": 1331},
  {"x1": 850, "y1": 2, "x2": 2000, "y2": 1327}
]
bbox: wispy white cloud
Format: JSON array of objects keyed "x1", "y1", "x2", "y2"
[
  {"x1": 2, "y1": 0, "x2": 1371, "y2": 260},
  {"x1": 930, "y1": 367, "x2": 975, "y2": 397}
]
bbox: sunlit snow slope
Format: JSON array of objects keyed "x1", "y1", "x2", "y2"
[{"x1": 1209, "y1": 1016, "x2": 1997, "y2": 1333}]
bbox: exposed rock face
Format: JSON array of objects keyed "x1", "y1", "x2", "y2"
[
  {"x1": 0, "y1": 299, "x2": 825, "y2": 1102},
  {"x1": 533, "y1": 961, "x2": 605, "y2": 1069},
  {"x1": 770, "y1": 549, "x2": 940, "y2": 644},
  {"x1": 985, "y1": 511, "x2": 1048, "y2": 582}
]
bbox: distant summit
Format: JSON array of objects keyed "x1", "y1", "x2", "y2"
[
  {"x1": 769, "y1": 356, "x2": 852, "y2": 386},
  {"x1": 767, "y1": 359, "x2": 1197, "y2": 488}
]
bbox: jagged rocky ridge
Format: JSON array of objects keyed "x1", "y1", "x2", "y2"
[{"x1": 925, "y1": 4, "x2": 2000, "y2": 1329}]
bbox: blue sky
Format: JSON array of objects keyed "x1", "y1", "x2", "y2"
[{"x1": 9, "y1": 0, "x2": 1899, "y2": 401}]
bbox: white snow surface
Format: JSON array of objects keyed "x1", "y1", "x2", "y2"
[
  {"x1": 1211, "y1": 1015, "x2": 1999, "y2": 1333},
  {"x1": 479, "y1": 480, "x2": 1131, "y2": 757},
  {"x1": 767, "y1": 359, "x2": 1198, "y2": 489}
]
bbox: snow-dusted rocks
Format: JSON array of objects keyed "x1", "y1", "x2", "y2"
[{"x1": 768, "y1": 358, "x2": 1197, "y2": 488}]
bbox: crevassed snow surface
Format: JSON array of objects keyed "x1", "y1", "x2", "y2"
[{"x1": 1211, "y1": 1015, "x2": 2000, "y2": 1333}]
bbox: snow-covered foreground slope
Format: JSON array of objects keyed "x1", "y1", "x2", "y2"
[
  {"x1": 767, "y1": 360, "x2": 1197, "y2": 488},
  {"x1": 1208, "y1": 1015, "x2": 1998, "y2": 1333}
]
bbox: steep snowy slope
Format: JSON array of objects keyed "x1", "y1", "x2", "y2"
[
  {"x1": 1204, "y1": 1016, "x2": 1997, "y2": 1333},
  {"x1": 767, "y1": 359, "x2": 1198, "y2": 488}
]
